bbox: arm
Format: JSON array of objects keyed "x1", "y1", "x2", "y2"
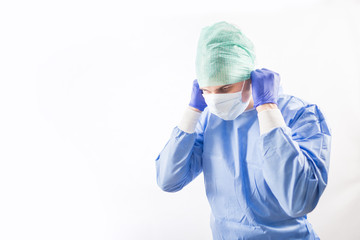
[
  {"x1": 155, "y1": 79, "x2": 207, "y2": 193},
  {"x1": 251, "y1": 68, "x2": 331, "y2": 218},
  {"x1": 155, "y1": 107, "x2": 204, "y2": 192},
  {"x1": 259, "y1": 104, "x2": 331, "y2": 217}
]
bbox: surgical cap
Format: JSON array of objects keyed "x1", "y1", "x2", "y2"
[{"x1": 195, "y1": 21, "x2": 256, "y2": 87}]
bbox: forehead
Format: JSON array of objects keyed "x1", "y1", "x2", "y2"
[
  {"x1": 200, "y1": 81, "x2": 243, "y2": 90},
  {"x1": 200, "y1": 84, "x2": 230, "y2": 90}
]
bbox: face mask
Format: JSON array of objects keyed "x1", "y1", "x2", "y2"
[{"x1": 202, "y1": 90, "x2": 250, "y2": 120}]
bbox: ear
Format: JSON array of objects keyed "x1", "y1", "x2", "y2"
[{"x1": 246, "y1": 79, "x2": 252, "y2": 91}]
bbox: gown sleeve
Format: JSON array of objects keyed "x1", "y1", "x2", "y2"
[
  {"x1": 260, "y1": 104, "x2": 332, "y2": 218},
  {"x1": 155, "y1": 117, "x2": 205, "y2": 192}
]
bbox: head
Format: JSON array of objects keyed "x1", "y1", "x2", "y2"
[
  {"x1": 195, "y1": 21, "x2": 256, "y2": 119},
  {"x1": 195, "y1": 21, "x2": 256, "y2": 87}
]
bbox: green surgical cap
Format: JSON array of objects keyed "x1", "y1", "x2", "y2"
[{"x1": 195, "y1": 21, "x2": 256, "y2": 87}]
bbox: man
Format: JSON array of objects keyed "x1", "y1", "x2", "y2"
[{"x1": 155, "y1": 21, "x2": 331, "y2": 239}]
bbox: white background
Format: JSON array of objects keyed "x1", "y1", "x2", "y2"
[{"x1": 1, "y1": 0, "x2": 359, "y2": 239}]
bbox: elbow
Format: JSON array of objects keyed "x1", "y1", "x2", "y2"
[
  {"x1": 282, "y1": 170, "x2": 325, "y2": 218},
  {"x1": 155, "y1": 154, "x2": 189, "y2": 193},
  {"x1": 282, "y1": 196, "x2": 319, "y2": 218},
  {"x1": 283, "y1": 206, "x2": 314, "y2": 218},
  {"x1": 158, "y1": 184, "x2": 182, "y2": 193},
  {"x1": 156, "y1": 175, "x2": 184, "y2": 193},
  {"x1": 157, "y1": 180, "x2": 183, "y2": 193}
]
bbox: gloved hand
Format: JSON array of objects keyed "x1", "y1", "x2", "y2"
[
  {"x1": 189, "y1": 79, "x2": 207, "y2": 111},
  {"x1": 250, "y1": 68, "x2": 280, "y2": 108}
]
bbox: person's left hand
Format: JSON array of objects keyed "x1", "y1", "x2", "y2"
[{"x1": 250, "y1": 68, "x2": 280, "y2": 109}]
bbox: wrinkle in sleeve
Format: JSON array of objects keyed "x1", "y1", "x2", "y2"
[
  {"x1": 155, "y1": 119, "x2": 204, "y2": 193},
  {"x1": 260, "y1": 104, "x2": 331, "y2": 217}
]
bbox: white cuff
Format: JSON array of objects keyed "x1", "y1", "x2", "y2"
[
  {"x1": 258, "y1": 108, "x2": 286, "y2": 135},
  {"x1": 177, "y1": 107, "x2": 202, "y2": 133}
]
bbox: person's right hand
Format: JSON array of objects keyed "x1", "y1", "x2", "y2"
[{"x1": 189, "y1": 79, "x2": 207, "y2": 112}]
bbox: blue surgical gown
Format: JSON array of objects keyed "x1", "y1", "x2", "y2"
[{"x1": 155, "y1": 93, "x2": 331, "y2": 240}]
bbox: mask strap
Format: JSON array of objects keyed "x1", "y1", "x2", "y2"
[{"x1": 240, "y1": 79, "x2": 246, "y2": 92}]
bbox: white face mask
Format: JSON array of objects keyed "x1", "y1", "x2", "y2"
[{"x1": 202, "y1": 90, "x2": 251, "y2": 121}]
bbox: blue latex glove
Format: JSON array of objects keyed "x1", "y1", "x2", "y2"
[
  {"x1": 251, "y1": 68, "x2": 280, "y2": 108},
  {"x1": 189, "y1": 79, "x2": 207, "y2": 111}
]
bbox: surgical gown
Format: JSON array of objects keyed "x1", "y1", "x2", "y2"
[{"x1": 155, "y1": 93, "x2": 331, "y2": 240}]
